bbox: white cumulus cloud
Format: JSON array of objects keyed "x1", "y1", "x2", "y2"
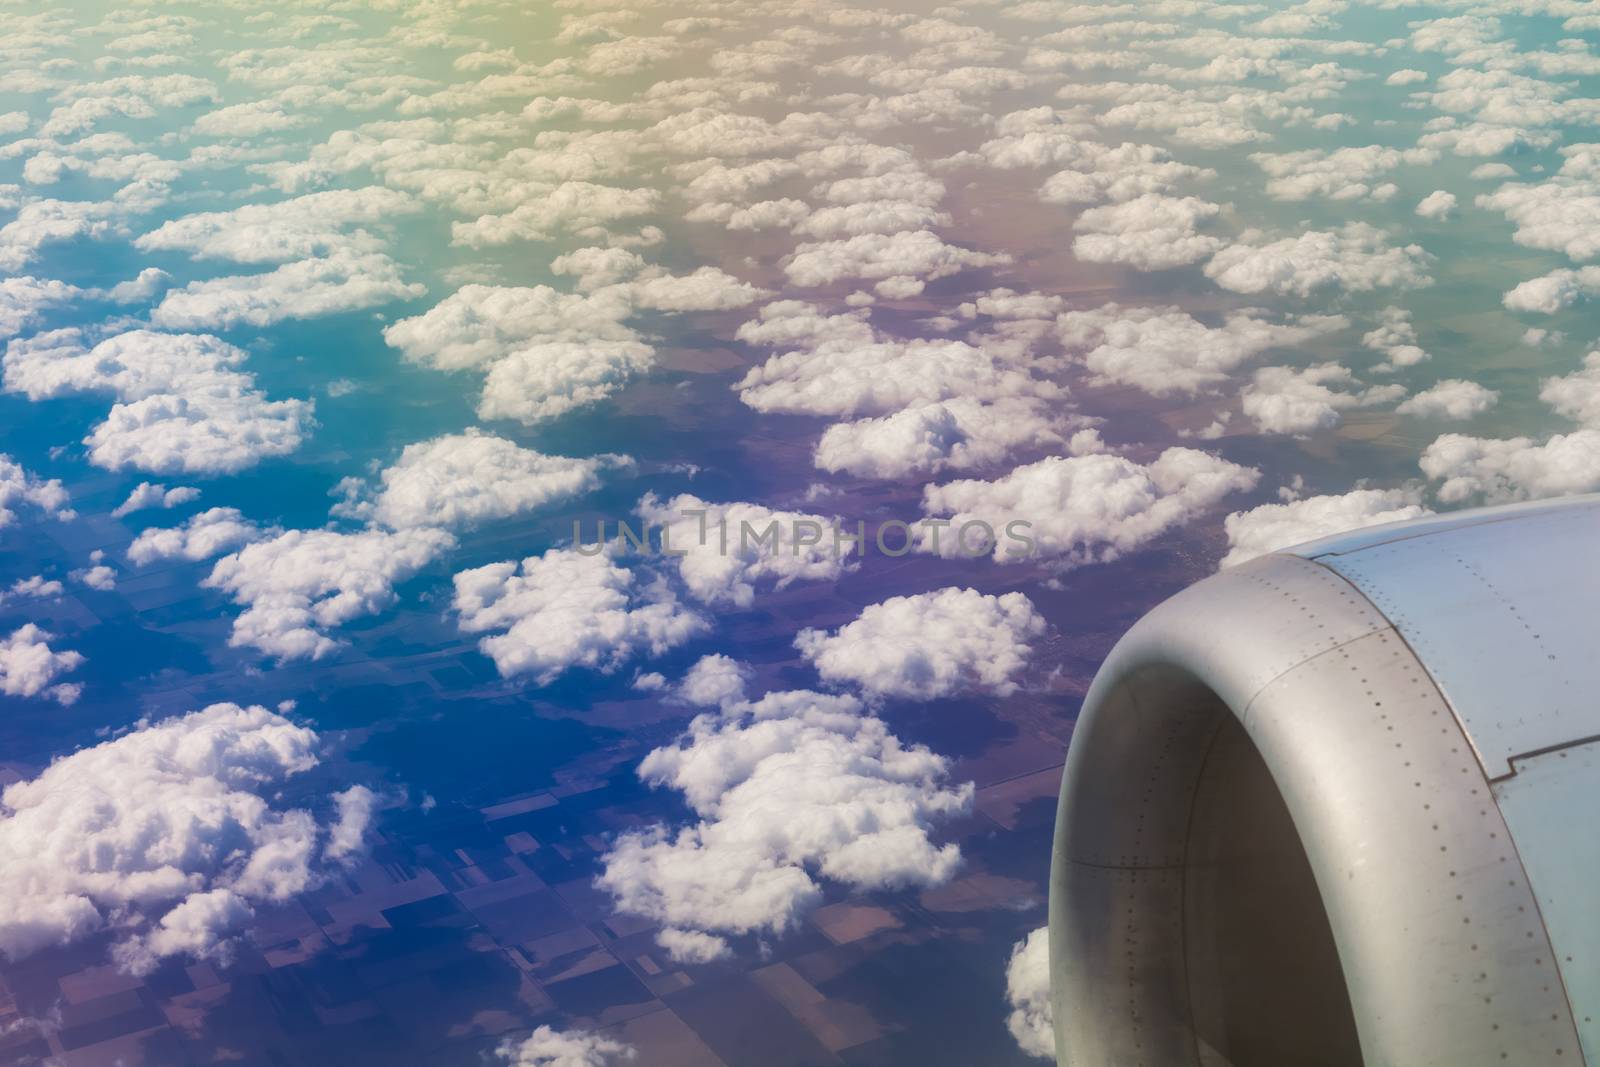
[
  {"x1": 1251, "y1": 145, "x2": 1433, "y2": 203},
  {"x1": 1006, "y1": 927, "x2": 1054, "y2": 1059},
  {"x1": 202, "y1": 527, "x2": 454, "y2": 661},
  {"x1": 1221, "y1": 488, "x2": 1432, "y2": 568},
  {"x1": 1478, "y1": 174, "x2": 1600, "y2": 262},
  {"x1": 383, "y1": 285, "x2": 639, "y2": 372},
  {"x1": 637, "y1": 493, "x2": 858, "y2": 607},
  {"x1": 598, "y1": 686, "x2": 971, "y2": 961},
  {"x1": 134, "y1": 187, "x2": 422, "y2": 263},
  {"x1": 333, "y1": 430, "x2": 628, "y2": 531},
  {"x1": 1396, "y1": 379, "x2": 1499, "y2": 420},
  {"x1": 734, "y1": 301, "x2": 1059, "y2": 418},
  {"x1": 813, "y1": 397, "x2": 1074, "y2": 479},
  {"x1": 1241, "y1": 364, "x2": 1405, "y2": 435},
  {"x1": 674, "y1": 654, "x2": 752, "y2": 709},
  {"x1": 1205, "y1": 224, "x2": 1434, "y2": 297},
  {"x1": 1421, "y1": 431, "x2": 1600, "y2": 503},
  {"x1": 497, "y1": 1026, "x2": 635, "y2": 1067},
  {"x1": 1361, "y1": 307, "x2": 1430, "y2": 373},
  {"x1": 112, "y1": 481, "x2": 201, "y2": 518},
  {"x1": 1070, "y1": 193, "x2": 1225, "y2": 270},
  {"x1": 149, "y1": 250, "x2": 426, "y2": 330},
  {"x1": 1055, "y1": 304, "x2": 1347, "y2": 396},
  {"x1": 0, "y1": 453, "x2": 72, "y2": 529},
  {"x1": 452, "y1": 546, "x2": 706, "y2": 684},
  {"x1": 0, "y1": 576, "x2": 63, "y2": 606},
  {"x1": 451, "y1": 181, "x2": 660, "y2": 247},
  {"x1": 0, "y1": 624, "x2": 84, "y2": 705},
  {"x1": 3, "y1": 329, "x2": 312, "y2": 475},
  {"x1": 1503, "y1": 266, "x2": 1600, "y2": 314},
  {"x1": 478, "y1": 340, "x2": 656, "y2": 425},
  {"x1": 0, "y1": 276, "x2": 78, "y2": 340},
  {"x1": 127, "y1": 506, "x2": 264, "y2": 566},
  {"x1": 1541, "y1": 351, "x2": 1600, "y2": 427},
  {"x1": 0, "y1": 703, "x2": 371, "y2": 973},
  {"x1": 384, "y1": 267, "x2": 760, "y2": 424},
  {"x1": 919, "y1": 449, "x2": 1259, "y2": 565},
  {"x1": 1416, "y1": 190, "x2": 1459, "y2": 219},
  {"x1": 784, "y1": 229, "x2": 1008, "y2": 296},
  {"x1": 795, "y1": 587, "x2": 1045, "y2": 700}
]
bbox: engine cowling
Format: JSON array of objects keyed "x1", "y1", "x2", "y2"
[{"x1": 1049, "y1": 495, "x2": 1600, "y2": 1067}]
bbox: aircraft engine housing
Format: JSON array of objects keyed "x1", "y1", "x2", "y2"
[{"x1": 1049, "y1": 497, "x2": 1600, "y2": 1067}]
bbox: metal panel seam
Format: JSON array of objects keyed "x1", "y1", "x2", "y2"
[
  {"x1": 1175, "y1": 709, "x2": 1232, "y2": 1067},
  {"x1": 1504, "y1": 733, "x2": 1600, "y2": 777},
  {"x1": 1288, "y1": 553, "x2": 1501, "y2": 777},
  {"x1": 1289, "y1": 556, "x2": 1584, "y2": 1056}
]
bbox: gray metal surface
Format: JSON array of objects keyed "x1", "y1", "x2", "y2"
[
  {"x1": 1051, "y1": 526, "x2": 1596, "y2": 1067},
  {"x1": 1298, "y1": 496, "x2": 1600, "y2": 780},
  {"x1": 1493, "y1": 738, "x2": 1600, "y2": 1064}
]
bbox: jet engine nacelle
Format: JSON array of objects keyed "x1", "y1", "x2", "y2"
[{"x1": 1049, "y1": 496, "x2": 1600, "y2": 1067}]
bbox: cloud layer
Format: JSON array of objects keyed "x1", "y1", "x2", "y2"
[
  {"x1": 795, "y1": 588, "x2": 1045, "y2": 700},
  {"x1": 0, "y1": 703, "x2": 371, "y2": 974},
  {"x1": 453, "y1": 547, "x2": 706, "y2": 684},
  {"x1": 600, "y1": 684, "x2": 971, "y2": 961}
]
